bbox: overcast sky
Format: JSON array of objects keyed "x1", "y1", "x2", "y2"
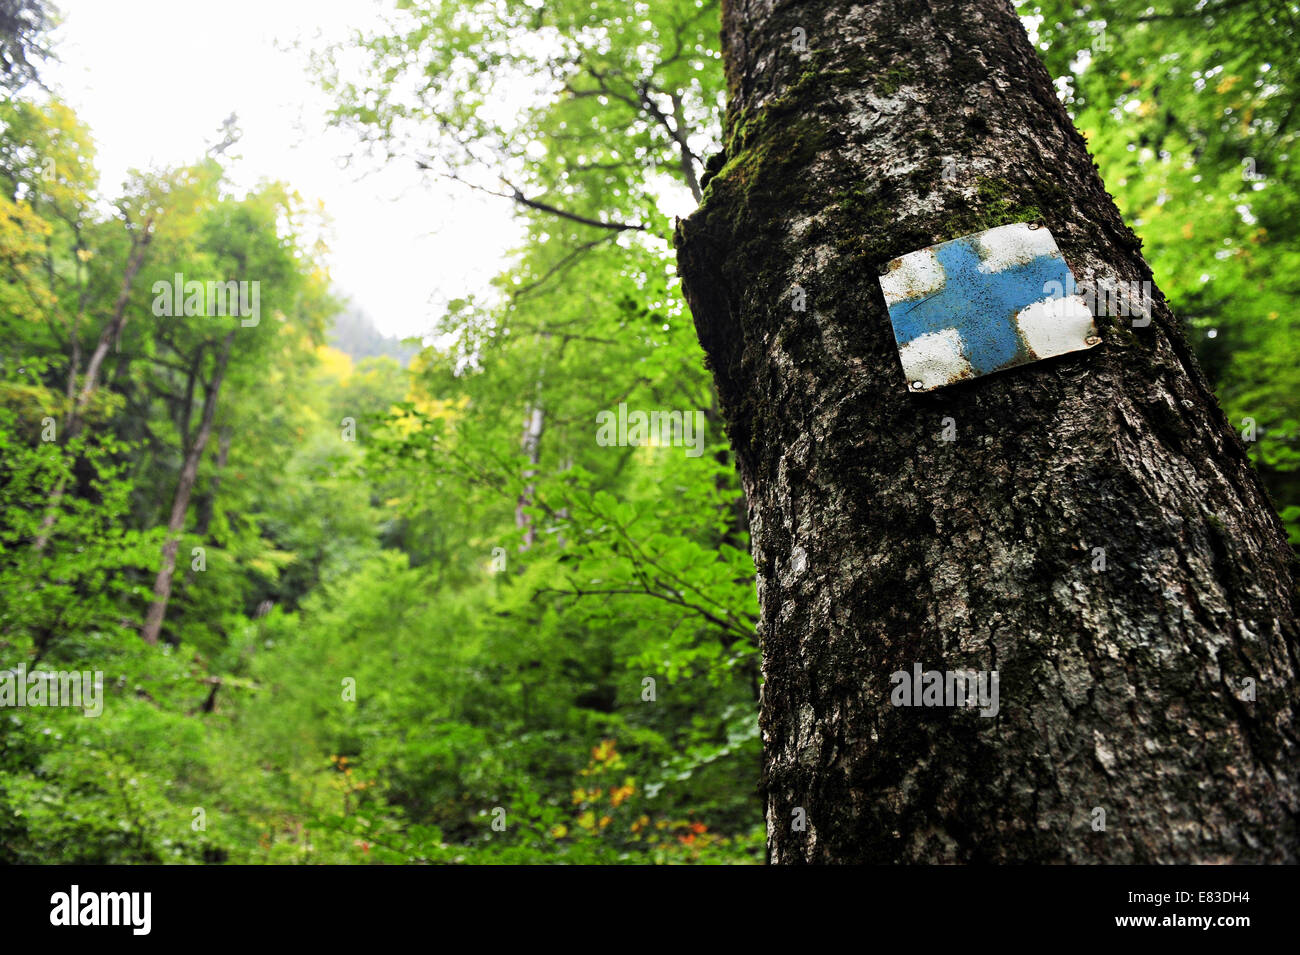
[{"x1": 45, "y1": 0, "x2": 521, "y2": 340}]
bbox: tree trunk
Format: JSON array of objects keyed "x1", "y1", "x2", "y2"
[
  {"x1": 194, "y1": 424, "x2": 232, "y2": 539},
  {"x1": 515, "y1": 343, "x2": 547, "y2": 552},
  {"x1": 141, "y1": 331, "x2": 235, "y2": 646},
  {"x1": 514, "y1": 404, "x2": 545, "y2": 550},
  {"x1": 181, "y1": 423, "x2": 232, "y2": 595},
  {"x1": 675, "y1": 0, "x2": 1300, "y2": 863},
  {"x1": 34, "y1": 219, "x2": 155, "y2": 553},
  {"x1": 72, "y1": 219, "x2": 155, "y2": 434}
]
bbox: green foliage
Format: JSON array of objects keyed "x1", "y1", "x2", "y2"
[{"x1": 2, "y1": 0, "x2": 1294, "y2": 867}]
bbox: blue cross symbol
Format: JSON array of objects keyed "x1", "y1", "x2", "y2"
[{"x1": 886, "y1": 234, "x2": 1078, "y2": 377}]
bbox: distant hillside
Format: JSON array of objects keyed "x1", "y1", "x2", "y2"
[{"x1": 328, "y1": 305, "x2": 419, "y2": 366}]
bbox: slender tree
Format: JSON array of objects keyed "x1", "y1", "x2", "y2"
[
  {"x1": 141, "y1": 330, "x2": 234, "y2": 646},
  {"x1": 31, "y1": 209, "x2": 156, "y2": 553},
  {"x1": 675, "y1": 0, "x2": 1300, "y2": 862}
]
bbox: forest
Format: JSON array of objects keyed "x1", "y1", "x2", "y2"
[{"x1": 2, "y1": 0, "x2": 1297, "y2": 865}]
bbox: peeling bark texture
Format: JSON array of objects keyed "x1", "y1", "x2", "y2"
[{"x1": 675, "y1": 0, "x2": 1300, "y2": 862}]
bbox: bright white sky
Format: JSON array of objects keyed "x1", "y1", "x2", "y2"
[{"x1": 45, "y1": 0, "x2": 521, "y2": 340}]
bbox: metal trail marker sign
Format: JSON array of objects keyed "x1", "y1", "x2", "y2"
[{"x1": 878, "y1": 222, "x2": 1099, "y2": 392}]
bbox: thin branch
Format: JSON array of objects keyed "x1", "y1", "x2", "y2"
[
  {"x1": 418, "y1": 162, "x2": 648, "y2": 232},
  {"x1": 511, "y1": 233, "x2": 619, "y2": 300}
]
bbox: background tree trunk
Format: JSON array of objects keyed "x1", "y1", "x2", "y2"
[
  {"x1": 515, "y1": 404, "x2": 545, "y2": 551},
  {"x1": 33, "y1": 219, "x2": 155, "y2": 553},
  {"x1": 141, "y1": 331, "x2": 234, "y2": 646},
  {"x1": 676, "y1": 0, "x2": 1300, "y2": 862}
]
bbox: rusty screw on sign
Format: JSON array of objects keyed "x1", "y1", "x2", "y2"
[{"x1": 878, "y1": 222, "x2": 1101, "y2": 392}]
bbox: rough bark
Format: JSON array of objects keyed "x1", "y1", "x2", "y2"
[
  {"x1": 675, "y1": 0, "x2": 1300, "y2": 862},
  {"x1": 141, "y1": 331, "x2": 234, "y2": 646}
]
